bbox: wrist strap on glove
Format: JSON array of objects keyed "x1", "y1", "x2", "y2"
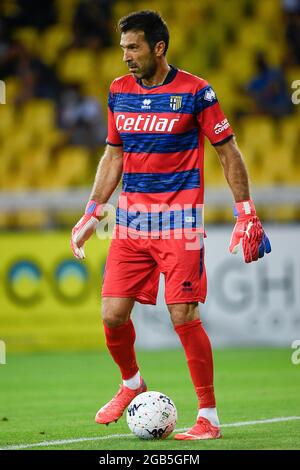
[
  {"x1": 234, "y1": 199, "x2": 256, "y2": 219},
  {"x1": 85, "y1": 200, "x2": 103, "y2": 219}
]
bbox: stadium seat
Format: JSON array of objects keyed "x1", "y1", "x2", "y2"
[
  {"x1": 37, "y1": 128, "x2": 66, "y2": 148},
  {"x1": 240, "y1": 116, "x2": 275, "y2": 153},
  {"x1": 0, "y1": 145, "x2": 14, "y2": 188},
  {"x1": 13, "y1": 27, "x2": 39, "y2": 54},
  {"x1": 240, "y1": 21, "x2": 271, "y2": 52},
  {"x1": 113, "y1": 1, "x2": 132, "y2": 21},
  {"x1": 55, "y1": 146, "x2": 90, "y2": 187},
  {"x1": 56, "y1": 0, "x2": 80, "y2": 24},
  {"x1": 204, "y1": 142, "x2": 227, "y2": 187},
  {"x1": 58, "y1": 49, "x2": 96, "y2": 84},
  {"x1": 3, "y1": 166, "x2": 31, "y2": 190},
  {"x1": 265, "y1": 205, "x2": 299, "y2": 223},
  {"x1": 1, "y1": 0, "x2": 299, "y2": 223},
  {"x1": 3, "y1": 126, "x2": 34, "y2": 154},
  {"x1": 0, "y1": 213, "x2": 11, "y2": 229},
  {"x1": 0, "y1": 105, "x2": 15, "y2": 136},
  {"x1": 21, "y1": 147, "x2": 50, "y2": 187},
  {"x1": 40, "y1": 25, "x2": 73, "y2": 65},
  {"x1": 3, "y1": 77, "x2": 21, "y2": 103},
  {"x1": 256, "y1": 0, "x2": 281, "y2": 23},
  {"x1": 205, "y1": 73, "x2": 244, "y2": 116},
  {"x1": 280, "y1": 116, "x2": 299, "y2": 148},
  {"x1": 15, "y1": 210, "x2": 49, "y2": 228},
  {"x1": 21, "y1": 99, "x2": 56, "y2": 132},
  {"x1": 95, "y1": 48, "x2": 127, "y2": 87},
  {"x1": 222, "y1": 45, "x2": 255, "y2": 84}
]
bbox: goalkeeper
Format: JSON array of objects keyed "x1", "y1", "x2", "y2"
[{"x1": 71, "y1": 10, "x2": 271, "y2": 441}]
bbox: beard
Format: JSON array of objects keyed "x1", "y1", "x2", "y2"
[
  {"x1": 129, "y1": 55, "x2": 157, "y2": 80},
  {"x1": 139, "y1": 59, "x2": 157, "y2": 80}
]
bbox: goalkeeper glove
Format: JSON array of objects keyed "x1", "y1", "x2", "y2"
[
  {"x1": 229, "y1": 199, "x2": 271, "y2": 263},
  {"x1": 70, "y1": 200, "x2": 103, "y2": 259}
]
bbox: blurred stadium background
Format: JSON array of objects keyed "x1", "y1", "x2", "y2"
[
  {"x1": 1, "y1": 0, "x2": 300, "y2": 452},
  {"x1": 0, "y1": 0, "x2": 299, "y2": 353}
]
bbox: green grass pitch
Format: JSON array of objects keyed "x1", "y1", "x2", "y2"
[{"x1": 0, "y1": 348, "x2": 299, "y2": 450}]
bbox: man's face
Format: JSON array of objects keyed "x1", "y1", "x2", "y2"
[{"x1": 120, "y1": 30, "x2": 157, "y2": 80}]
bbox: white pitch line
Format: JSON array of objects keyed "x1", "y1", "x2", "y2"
[{"x1": 1, "y1": 416, "x2": 299, "y2": 450}]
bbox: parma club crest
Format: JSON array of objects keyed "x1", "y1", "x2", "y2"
[{"x1": 170, "y1": 95, "x2": 182, "y2": 111}]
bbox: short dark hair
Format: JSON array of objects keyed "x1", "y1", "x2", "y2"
[{"x1": 118, "y1": 10, "x2": 169, "y2": 55}]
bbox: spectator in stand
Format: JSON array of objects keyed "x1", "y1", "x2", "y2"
[
  {"x1": 282, "y1": 0, "x2": 300, "y2": 65},
  {"x1": 73, "y1": 0, "x2": 114, "y2": 49},
  {"x1": 59, "y1": 83, "x2": 106, "y2": 150},
  {"x1": 0, "y1": 41, "x2": 61, "y2": 104},
  {"x1": 246, "y1": 52, "x2": 294, "y2": 118},
  {"x1": 0, "y1": 36, "x2": 18, "y2": 80},
  {"x1": 282, "y1": 0, "x2": 300, "y2": 13},
  {"x1": 2, "y1": 0, "x2": 57, "y2": 31}
]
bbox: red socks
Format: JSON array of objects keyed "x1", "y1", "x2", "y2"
[
  {"x1": 104, "y1": 317, "x2": 216, "y2": 409},
  {"x1": 103, "y1": 319, "x2": 139, "y2": 380},
  {"x1": 174, "y1": 319, "x2": 216, "y2": 409}
]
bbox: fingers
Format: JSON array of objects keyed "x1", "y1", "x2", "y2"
[
  {"x1": 74, "y1": 245, "x2": 85, "y2": 260},
  {"x1": 229, "y1": 222, "x2": 243, "y2": 254},
  {"x1": 242, "y1": 237, "x2": 254, "y2": 263},
  {"x1": 230, "y1": 217, "x2": 271, "y2": 263},
  {"x1": 244, "y1": 233, "x2": 262, "y2": 263},
  {"x1": 243, "y1": 227, "x2": 271, "y2": 263},
  {"x1": 229, "y1": 243, "x2": 240, "y2": 254},
  {"x1": 258, "y1": 239, "x2": 265, "y2": 258},
  {"x1": 70, "y1": 238, "x2": 85, "y2": 260},
  {"x1": 258, "y1": 233, "x2": 271, "y2": 259},
  {"x1": 70, "y1": 215, "x2": 98, "y2": 260},
  {"x1": 264, "y1": 233, "x2": 272, "y2": 253}
]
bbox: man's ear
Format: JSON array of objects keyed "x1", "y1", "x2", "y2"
[{"x1": 154, "y1": 40, "x2": 166, "y2": 57}]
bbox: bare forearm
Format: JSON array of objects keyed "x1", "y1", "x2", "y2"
[
  {"x1": 223, "y1": 152, "x2": 250, "y2": 202},
  {"x1": 216, "y1": 139, "x2": 251, "y2": 202},
  {"x1": 90, "y1": 147, "x2": 123, "y2": 204}
]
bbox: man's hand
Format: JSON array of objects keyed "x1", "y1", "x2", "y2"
[
  {"x1": 229, "y1": 200, "x2": 271, "y2": 263},
  {"x1": 70, "y1": 200, "x2": 102, "y2": 259}
]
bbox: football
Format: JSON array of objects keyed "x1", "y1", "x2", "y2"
[{"x1": 126, "y1": 391, "x2": 177, "y2": 440}]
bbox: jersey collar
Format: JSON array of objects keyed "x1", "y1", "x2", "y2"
[{"x1": 136, "y1": 65, "x2": 178, "y2": 89}]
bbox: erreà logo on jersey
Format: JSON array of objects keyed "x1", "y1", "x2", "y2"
[
  {"x1": 141, "y1": 98, "x2": 151, "y2": 109},
  {"x1": 170, "y1": 95, "x2": 182, "y2": 111}
]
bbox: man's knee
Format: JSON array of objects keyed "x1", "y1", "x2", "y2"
[
  {"x1": 168, "y1": 302, "x2": 200, "y2": 326},
  {"x1": 102, "y1": 297, "x2": 134, "y2": 328}
]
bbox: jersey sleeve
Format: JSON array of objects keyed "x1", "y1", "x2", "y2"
[
  {"x1": 195, "y1": 84, "x2": 234, "y2": 145},
  {"x1": 106, "y1": 86, "x2": 123, "y2": 147}
]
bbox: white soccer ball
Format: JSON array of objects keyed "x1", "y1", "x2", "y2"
[{"x1": 126, "y1": 391, "x2": 177, "y2": 440}]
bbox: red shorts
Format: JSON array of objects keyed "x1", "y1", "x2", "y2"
[{"x1": 102, "y1": 229, "x2": 207, "y2": 305}]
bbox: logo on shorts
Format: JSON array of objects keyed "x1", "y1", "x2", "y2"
[{"x1": 182, "y1": 281, "x2": 192, "y2": 292}]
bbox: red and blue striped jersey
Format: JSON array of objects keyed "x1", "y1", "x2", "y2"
[{"x1": 107, "y1": 66, "x2": 234, "y2": 235}]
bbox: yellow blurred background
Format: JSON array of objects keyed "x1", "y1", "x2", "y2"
[
  {"x1": 1, "y1": 0, "x2": 300, "y2": 224},
  {"x1": 0, "y1": 231, "x2": 110, "y2": 351},
  {"x1": 0, "y1": 0, "x2": 300, "y2": 351}
]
